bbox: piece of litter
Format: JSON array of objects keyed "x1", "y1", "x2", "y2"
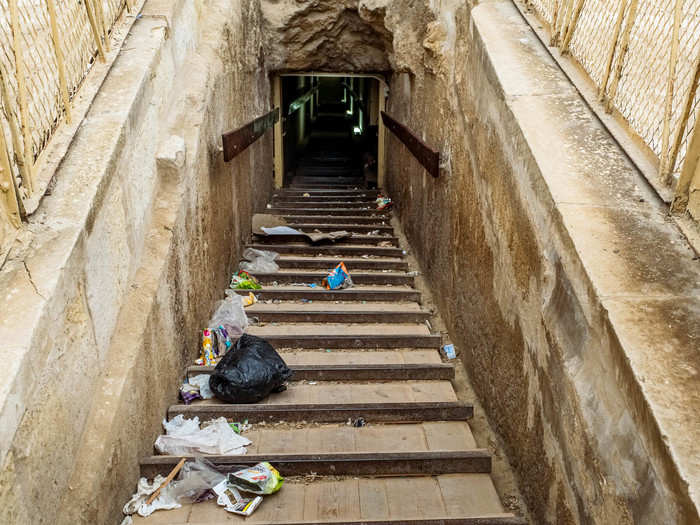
[{"x1": 443, "y1": 344, "x2": 457, "y2": 360}]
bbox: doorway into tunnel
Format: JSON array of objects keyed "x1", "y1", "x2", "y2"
[{"x1": 275, "y1": 74, "x2": 384, "y2": 189}]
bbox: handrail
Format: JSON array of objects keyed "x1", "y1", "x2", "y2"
[
  {"x1": 341, "y1": 81, "x2": 367, "y2": 115},
  {"x1": 380, "y1": 111, "x2": 440, "y2": 178},
  {"x1": 288, "y1": 86, "x2": 319, "y2": 116},
  {"x1": 222, "y1": 108, "x2": 280, "y2": 162}
]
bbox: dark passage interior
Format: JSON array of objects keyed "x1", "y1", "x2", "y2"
[{"x1": 281, "y1": 75, "x2": 380, "y2": 188}]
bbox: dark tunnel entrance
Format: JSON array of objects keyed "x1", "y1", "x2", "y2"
[{"x1": 279, "y1": 75, "x2": 382, "y2": 188}]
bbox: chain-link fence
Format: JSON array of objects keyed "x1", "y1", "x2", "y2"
[
  {"x1": 0, "y1": 0, "x2": 132, "y2": 253},
  {"x1": 523, "y1": 0, "x2": 700, "y2": 214}
]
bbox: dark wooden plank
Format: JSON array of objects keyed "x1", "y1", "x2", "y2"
[
  {"x1": 256, "y1": 518, "x2": 527, "y2": 525},
  {"x1": 252, "y1": 272, "x2": 411, "y2": 286},
  {"x1": 283, "y1": 224, "x2": 395, "y2": 234},
  {"x1": 276, "y1": 257, "x2": 406, "y2": 270},
  {"x1": 187, "y1": 363, "x2": 454, "y2": 381},
  {"x1": 268, "y1": 207, "x2": 389, "y2": 217},
  {"x1": 244, "y1": 309, "x2": 430, "y2": 324},
  {"x1": 167, "y1": 401, "x2": 473, "y2": 422},
  {"x1": 271, "y1": 201, "x2": 375, "y2": 208},
  {"x1": 257, "y1": 334, "x2": 441, "y2": 349},
  {"x1": 233, "y1": 288, "x2": 420, "y2": 302},
  {"x1": 246, "y1": 244, "x2": 404, "y2": 257},
  {"x1": 140, "y1": 450, "x2": 491, "y2": 478},
  {"x1": 254, "y1": 235, "x2": 399, "y2": 247},
  {"x1": 381, "y1": 111, "x2": 440, "y2": 178},
  {"x1": 281, "y1": 215, "x2": 392, "y2": 225},
  {"x1": 222, "y1": 107, "x2": 279, "y2": 162}
]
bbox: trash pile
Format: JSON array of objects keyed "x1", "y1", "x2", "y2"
[{"x1": 122, "y1": 457, "x2": 283, "y2": 520}]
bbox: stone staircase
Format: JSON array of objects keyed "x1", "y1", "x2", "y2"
[{"x1": 131, "y1": 180, "x2": 526, "y2": 524}]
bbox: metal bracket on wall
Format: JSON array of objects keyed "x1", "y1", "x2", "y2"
[
  {"x1": 222, "y1": 107, "x2": 280, "y2": 162},
  {"x1": 380, "y1": 111, "x2": 440, "y2": 178}
]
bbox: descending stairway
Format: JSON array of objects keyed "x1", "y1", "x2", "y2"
[{"x1": 131, "y1": 180, "x2": 526, "y2": 524}]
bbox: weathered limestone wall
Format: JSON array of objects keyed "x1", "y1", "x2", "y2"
[
  {"x1": 0, "y1": 0, "x2": 273, "y2": 523},
  {"x1": 382, "y1": 2, "x2": 700, "y2": 525}
]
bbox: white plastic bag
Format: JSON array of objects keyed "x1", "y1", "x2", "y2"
[
  {"x1": 155, "y1": 415, "x2": 251, "y2": 455},
  {"x1": 239, "y1": 248, "x2": 279, "y2": 273},
  {"x1": 188, "y1": 374, "x2": 214, "y2": 399},
  {"x1": 122, "y1": 476, "x2": 180, "y2": 517},
  {"x1": 208, "y1": 294, "x2": 248, "y2": 336}
]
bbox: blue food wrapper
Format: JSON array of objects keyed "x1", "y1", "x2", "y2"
[
  {"x1": 443, "y1": 344, "x2": 456, "y2": 359},
  {"x1": 323, "y1": 262, "x2": 353, "y2": 290}
]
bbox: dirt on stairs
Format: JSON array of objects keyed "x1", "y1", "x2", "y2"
[{"x1": 131, "y1": 180, "x2": 526, "y2": 525}]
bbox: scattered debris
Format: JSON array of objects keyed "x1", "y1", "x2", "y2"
[
  {"x1": 227, "y1": 462, "x2": 284, "y2": 494},
  {"x1": 378, "y1": 240, "x2": 393, "y2": 247},
  {"x1": 348, "y1": 417, "x2": 366, "y2": 427},
  {"x1": 442, "y1": 343, "x2": 457, "y2": 360},
  {"x1": 240, "y1": 248, "x2": 279, "y2": 273},
  {"x1": 302, "y1": 192, "x2": 311, "y2": 197},
  {"x1": 241, "y1": 291, "x2": 258, "y2": 307},
  {"x1": 210, "y1": 334, "x2": 292, "y2": 403},
  {"x1": 323, "y1": 262, "x2": 353, "y2": 289},
  {"x1": 180, "y1": 374, "x2": 214, "y2": 404},
  {"x1": 252, "y1": 213, "x2": 350, "y2": 243},
  {"x1": 230, "y1": 270, "x2": 262, "y2": 290},
  {"x1": 212, "y1": 479, "x2": 263, "y2": 516},
  {"x1": 155, "y1": 415, "x2": 251, "y2": 455},
  {"x1": 123, "y1": 474, "x2": 180, "y2": 517},
  {"x1": 230, "y1": 421, "x2": 252, "y2": 434},
  {"x1": 376, "y1": 195, "x2": 392, "y2": 210}
]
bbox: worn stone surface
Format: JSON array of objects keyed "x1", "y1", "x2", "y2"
[
  {"x1": 0, "y1": 0, "x2": 273, "y2": 523},
  {"x1": 382, "y1": 1, "x2": 700, "y2": 524}
]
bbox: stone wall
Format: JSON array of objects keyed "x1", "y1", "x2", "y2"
[
  {"x1": 0, "y1": 0, "x2": 274, "y2": 523},
  {"x1": 383, "y1": 1, "x2": 700, "y2": 524}
]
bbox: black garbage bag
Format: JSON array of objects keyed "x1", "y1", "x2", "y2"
[{"x1": 209, "y1": 334, "x2": 292, "y2": 404}]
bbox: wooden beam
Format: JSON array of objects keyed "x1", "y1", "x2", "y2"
[
  {"x1": 672, "y1": 107, "x2": 700, "y2": 213},
  {"x1": 287, "y1": 85, "x2": 318, "y2": 116},
  {"x1": 659, "y1": 0, "x2": 684, "y2": 181},
  {"x1": 8, "y1": 0, "x2": 34, "y2": 193},
  {"x1": 377, "y1": 82, "x2": 386, "y2": 187},
  {"x1": 84, "y1": 0, "x2": 106, "y2": 62},
  {"x1": 0, "y1": 63, "x2": 31, "y2": 198},
  {"x1": 381, "y1": 111, "x2": 440, "y2": 178},
  {"x1": 46, "y1": 0, "x2": 72, "y2": 124},
  {"x1": 93, "y1": 0, "x2": 110, "y2": 53},
  {"x1": 561, "y1": 0, "x2": 586, "y2": 53},
  {"x1": 273, "y1": 76, "x2": 284, "y2": 188},
  {"x1": 0, "y1": 118, "x2": 22, "y2": 227},
  {"x1": 599, "y1": 0, "x2": 628, "y2": 101},
  {"x1": 666, "y1": 53, "x2": 700, "y2": 185},
  {"x1": 222, "y1": 107, "x2": 279, "y2": 162},
  {"x1": 606, "y1": 0, "x2": 639, "y2": 112}
]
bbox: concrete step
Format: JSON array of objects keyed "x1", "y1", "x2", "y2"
[
  {"x1": 246, "y1": 243, "x2": 404, "y2": 257},
  {"x1": 244, "y1": 302, "x2": 430, "y2": 323},
  {"x1": 275, "y1": 189, "x2": 380, "y2": 197},
  {"x1": 189, "y1": 361, "x2": 453, "y2": 381},
  {"x1": 143, "y1": 422, "x2": 478, "y2": 477},
  {"x1": 233, "y1": 286, "x2": 420, "y2": 302},
  {"x1": 141, "y1": 450, "x2": 491, "y2": 478},
  {"x1": 267, "y1": 207, "x2": 389, "y2": 217},
  {"x1": 275, "y1": 256, "x2": 407, "y2": 271},
  {"x1": 254, "y1": 234, "x2": 399, "y2": 246},
  {"x1": 251, "y1": 271, "x2": 413, "y2": 286},
  {"x1": 270, "y1": 201, "x2": 379, "y2": 209},
  {"x1": 272, "y1": 195, "x2": 376, "y2": 202},
  {"x1": 244, "y1": 322, "x2": 440, "y2": 349},
  {"x1": 131, "y1": 475, "x2": 524, "y2": 525},
  {"x1": 281, "y1": 214, "x2": 391, "y2": 225},
  {"x1": 284, "y1": 223, "x2": 394, "y2": 234}
]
